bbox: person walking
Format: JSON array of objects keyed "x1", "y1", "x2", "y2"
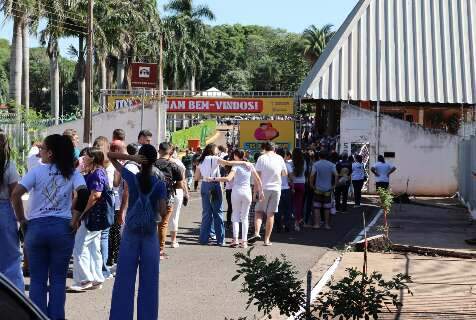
[
  {"x1": 169, "y1": 146, "x2": 190, "y2": 248},
  {"x1": 194, "y1": 144, "x2": 250, "y2": 246},
  {"x1": 291, "y1": 148, "x2": 306, "y2": 231},
  {"x1": 211, "y1": 149, "x2": 263, "y2": 248},
  {"x1": 181, "y1": 149, "x2": 194, "y2": 190},
  {"x1": 11, "y1": 134, "x2": 86, "y2": 319},
  {"x1": 371, "y1": 155, "x2": 396, "y2": 190},
  {"x1": 248, "y1": 142, "x2": 288, "y2": 246},
  {"x1": 335, "y1": 154, "x2": 353, "y2": 212},
  {"x1": 351, "y1": 154, "x2": 366, "y2": 206},
  {"x1": 155, "y1": 143, "x2": 183, "y2": 258},
  {"x1": 276, "y1": 148, "x2": 293, "y2": 233},
  {"x1": 108, "y1": 145, "x2": 167, "y2": 320},
  {"x1": 69, "y1": 147, "x2": 109, "y2": 291},
  {"x1": 309, "y1": 150, "x2": 338, "y2": 230},
  {"x1": 192, "y1": 147, "x2": 202, "y2": 191},
  {"x1": 0, "y1": 131, "x2": 24, "y2": 291}
]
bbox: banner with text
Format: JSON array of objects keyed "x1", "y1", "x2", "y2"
[
  {"x1": 166, "y1": 97, "x2": 293, "y2": 115},
  {"x1": 239, "y1": 120, "x2": 295, "y2": 153},
  {"x1": 106, "y1": 95, "x2": 156, "y2": 112}
]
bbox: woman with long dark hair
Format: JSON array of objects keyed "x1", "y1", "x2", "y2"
[
  {"x1": 194, "y1": 143, "x2": 250, "y2": 246},
  {"x1": 12, "y1": 134, "x2": 86, "y2": 319},
  {"x1": 211, "y1": 149, "x2": 263, "y2": 248},
  {"x1": 0, "y1": 131, "x2": 23, "y2": 291},
  {"x1": 291, "y1": 148, "x2": 306, "y2": 231},
  {"x1": 69, "y1": 147, "x2": 108, "y2": 292},
  {"x1": 108, "y1": 144, "x2": 167, "y2": 320}
]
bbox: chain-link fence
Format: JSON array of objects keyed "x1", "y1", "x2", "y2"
[{"x1": 458, "y1": 137, "x2": 476, "y2": 213}]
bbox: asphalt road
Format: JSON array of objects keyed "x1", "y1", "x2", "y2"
[{"x1": 23, "y1": 192, "x2": 377, "y2": 320}]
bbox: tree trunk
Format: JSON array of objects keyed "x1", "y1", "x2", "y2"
[
  {"x1": 106, "y1": 56, "x2": 114, "y2": 90},
  {"x1": 78, "y1": 36, "x2": 86, "y2": 116},
  {"x1": 22, "y1": 18, "x2": 29, "y2": 113},
  {"x1": 190, "y1": 74, "x2": 196, "y2": 93},
  {"x1": 49, "y1": 41, "x2": 60, "y2": 125},
  {"x1": 9, "y1": 16, "x2": 23, "y2": 108},
  {"x1": 99, "y1": 56, "x2": 107, "y2": 111},
  {"x1": 116, "y1": 55, "x2": 125, "y2": 89}
]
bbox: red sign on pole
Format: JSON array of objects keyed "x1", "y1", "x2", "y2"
[{"x1": 131, "y1": 63, "x2": 158, "y2": 88}]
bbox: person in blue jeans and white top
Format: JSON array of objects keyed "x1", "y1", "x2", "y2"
[
  {"x1": 194, "y1": 143, "x2": 252, "y2": 246},
  {"x1": 0, "y1": 131, "x2": 24, "y2": 292},
  {"x1": 12, "y1": 134, "x2": 86, "y2": 320},
  {"x1": 108, "y1": 145, "x2": 167, "y2": 320}
]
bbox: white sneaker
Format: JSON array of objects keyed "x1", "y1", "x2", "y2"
[
  {"x1": 171, "y1": 241, "x2": 180, "y2": 248},
  {"x1": 88, "y1": 281, "x2": 103, "y2": 290},
  {"x1": 68, "y1": 282, "x2": 92, "y2": 292}
]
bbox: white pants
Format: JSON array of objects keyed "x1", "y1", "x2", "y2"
[
  {"x1": 169, "y1": 189, "x2": 184, "y2": 232},
  {"x1": 231, "y1": 188, "x2": 252, "y2": 242},
  {"x1": 72, "y1": 223, "x2": 105, "y2": 284}
]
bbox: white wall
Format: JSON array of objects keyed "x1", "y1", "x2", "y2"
[
  {"x1": 340, "y1": 104, "x2": 459, "y2": 196},
  {"x1": 45, "y1": 103, "x2": 167, "y2": 147}
]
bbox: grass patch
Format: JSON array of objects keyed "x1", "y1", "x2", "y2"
[{"x1": 170, "y1": 120, "x2": 217, "y2": 150}]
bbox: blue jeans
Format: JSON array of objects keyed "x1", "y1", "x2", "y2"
[
  {"x1": 25, "y1": 217, "x2": 74, "y2": 320},
  {"x1": 101, "y1": 228, "x2": 111, "y2": 277},
  {"x1": 199, "y1": 182, "x2": 224, "y2": 245},
  {"x1": 110, "y1": 227, "x2": 159, "y2": 320},
  {"x1": 277, "y1": 189, "x2": 293, "y2": 229},
  {"x1": 0, "y1": 200, "x2": 24, "y2": 291}
]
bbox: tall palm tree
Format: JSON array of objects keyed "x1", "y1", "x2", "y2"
[
  {"x1": 302, "y1": 24, "x2": 335, "y2": 65},
  {"x1": 164, "y1": 0, "x2": 214, "y2": 91}
]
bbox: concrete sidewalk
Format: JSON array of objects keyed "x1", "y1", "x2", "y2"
[{"x1": 328, "y1": 198, "x2": 476, "y2": 319}]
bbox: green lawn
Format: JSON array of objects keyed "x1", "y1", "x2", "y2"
[{"x1": 170, "y1": 120, "x2": 217, "y2": 150}]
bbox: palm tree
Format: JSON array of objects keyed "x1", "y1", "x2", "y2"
[
  {"x1": 164, "y1": 0, "x2": 214, "y2": 91},
  {"x1": 302, "y1": 24, "x2": 335, "y2": 65}
]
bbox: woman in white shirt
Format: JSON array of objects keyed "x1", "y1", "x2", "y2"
[
  {"x1": 194, "y1": 144, "x2": 250, "y2": 246},
  {"x1": 0, "y1": 131, "x2": 23, "y2": 291},
  {"x1": 12, "y1": 134, "x2": 86, "y2": 319},
  {"x1": 211, "y1": 149, "x2": 263, "y2": 248},
  {"x1": 351, "y1": 154, "x2": 366, "y2": 206}
]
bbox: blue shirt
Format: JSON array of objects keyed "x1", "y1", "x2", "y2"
[{"x1": 121, "y1": 167, "x2": 167, "y2": 213}]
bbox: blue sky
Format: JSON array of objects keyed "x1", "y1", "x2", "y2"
[{"x1": 0, "y1": 0, "x2": 357, "y2": 58}]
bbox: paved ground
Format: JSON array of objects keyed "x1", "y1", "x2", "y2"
[{"x1": 23, "y1": 194, "x2": 377, "y2": 320}]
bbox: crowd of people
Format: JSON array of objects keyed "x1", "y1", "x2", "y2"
[{"x1": 0, "y1": 126, "x2": 397, "y2": 320}]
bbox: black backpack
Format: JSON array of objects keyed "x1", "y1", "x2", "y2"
[{"x1": 154, "y1": 160, "x2": 177, "y2": 203}]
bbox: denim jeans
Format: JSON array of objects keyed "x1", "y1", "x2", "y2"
[
  {"x1": 109, "y1": 227, "x2": 159, "y2": 320},
  {"x1": 73, "y1": 223, "x2": 105, "y2": 285},
  {"x1": 199, "y1": 182, "x2": 224, "y2": 245},
  {"x1": 101, "y1": 228, "x2": 111, "y2": 277},
  {"x1": 0, "y1": 200, "x2": 24, "y2": 291},
  {"x1": 25, "y1": 217, "x2": 74, "y2": 320},
  {"x1": 277, "y1": 189, "x2": 293, "y2": 230}
]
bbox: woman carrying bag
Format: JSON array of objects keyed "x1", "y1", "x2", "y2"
[{"x1": 108, "y1": 144, "x2": 167, "y2": 320}]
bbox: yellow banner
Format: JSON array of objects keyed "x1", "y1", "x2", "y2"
[
  {"x1": 239, "y1": 120, "x2": 295, "y2": 153},
  {"x1": 106, "y1": 95, "x2": 156, "y2": 112}
]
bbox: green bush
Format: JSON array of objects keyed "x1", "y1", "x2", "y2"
[{"x1": 170, "y1": 120, "x2": 216, "y2": 149}]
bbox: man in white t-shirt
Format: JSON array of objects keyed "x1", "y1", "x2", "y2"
[
  {"x1": 371, "y1": 155, "x2": 396, "y2": 190},
  {"x1": 248, "y1": 142, "x2": 287, "y2": 246}
]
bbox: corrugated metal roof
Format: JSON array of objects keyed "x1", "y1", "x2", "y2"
[{"x1": 298, "y1": 0, "x2": 476, "y2": 104}]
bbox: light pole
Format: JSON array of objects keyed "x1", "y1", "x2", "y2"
[{"x1": 84, "y1": 0, "x2": 93, "y2": 144}]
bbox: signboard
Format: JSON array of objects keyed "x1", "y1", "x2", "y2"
[
  {"x1": 131, "y1": 63, "x2": 158, "y2": 88},
  {"x1": 166, "y1": 97, "x2": 293, "y2": 115},
  {"x1": 106, "y1": 95, "x2": 294, "y2": 115},
  {"x1": 239, "y1": 120, "x2": 295, "y2": 153},
  {"x1": 106, "y1": 95, "x2": 156, "y2": 112}
]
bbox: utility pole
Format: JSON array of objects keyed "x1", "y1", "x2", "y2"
[
  {"x1": 156, "y1": 34, "x2": 164, "y2": 144},
  {"x1": 84, "y1": 0, "x2": 93, "y2": 144}
]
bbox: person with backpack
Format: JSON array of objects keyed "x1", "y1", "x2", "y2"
[
  {"x1": 155, "y1": 142, "x2": 183, "y2": 259},
  {"x1": 108, "y1": 144, "x2": 167, "y2": 320},
  {"x1": 69, "y1": 147, "x2": 109, "y2": 292},
  {"x1": 11, "y1": 134, "x2": 86, "y2": 319}
]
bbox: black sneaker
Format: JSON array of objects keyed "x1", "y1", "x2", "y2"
[{"x1": 248, "y1": 235, "x2": 261, "y2": 244}]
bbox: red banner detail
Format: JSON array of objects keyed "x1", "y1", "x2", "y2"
[{"x1": 166, "y1": 98, "x2": 264, "y2": 113}]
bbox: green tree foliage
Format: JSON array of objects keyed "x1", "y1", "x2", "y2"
[{"x1": 200, "y1": 24, "x2": 310, "y2": 92}]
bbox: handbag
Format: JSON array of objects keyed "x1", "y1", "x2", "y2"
[{"x1": 84, "y1": 183, "x2": 115, "y2": 231}]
